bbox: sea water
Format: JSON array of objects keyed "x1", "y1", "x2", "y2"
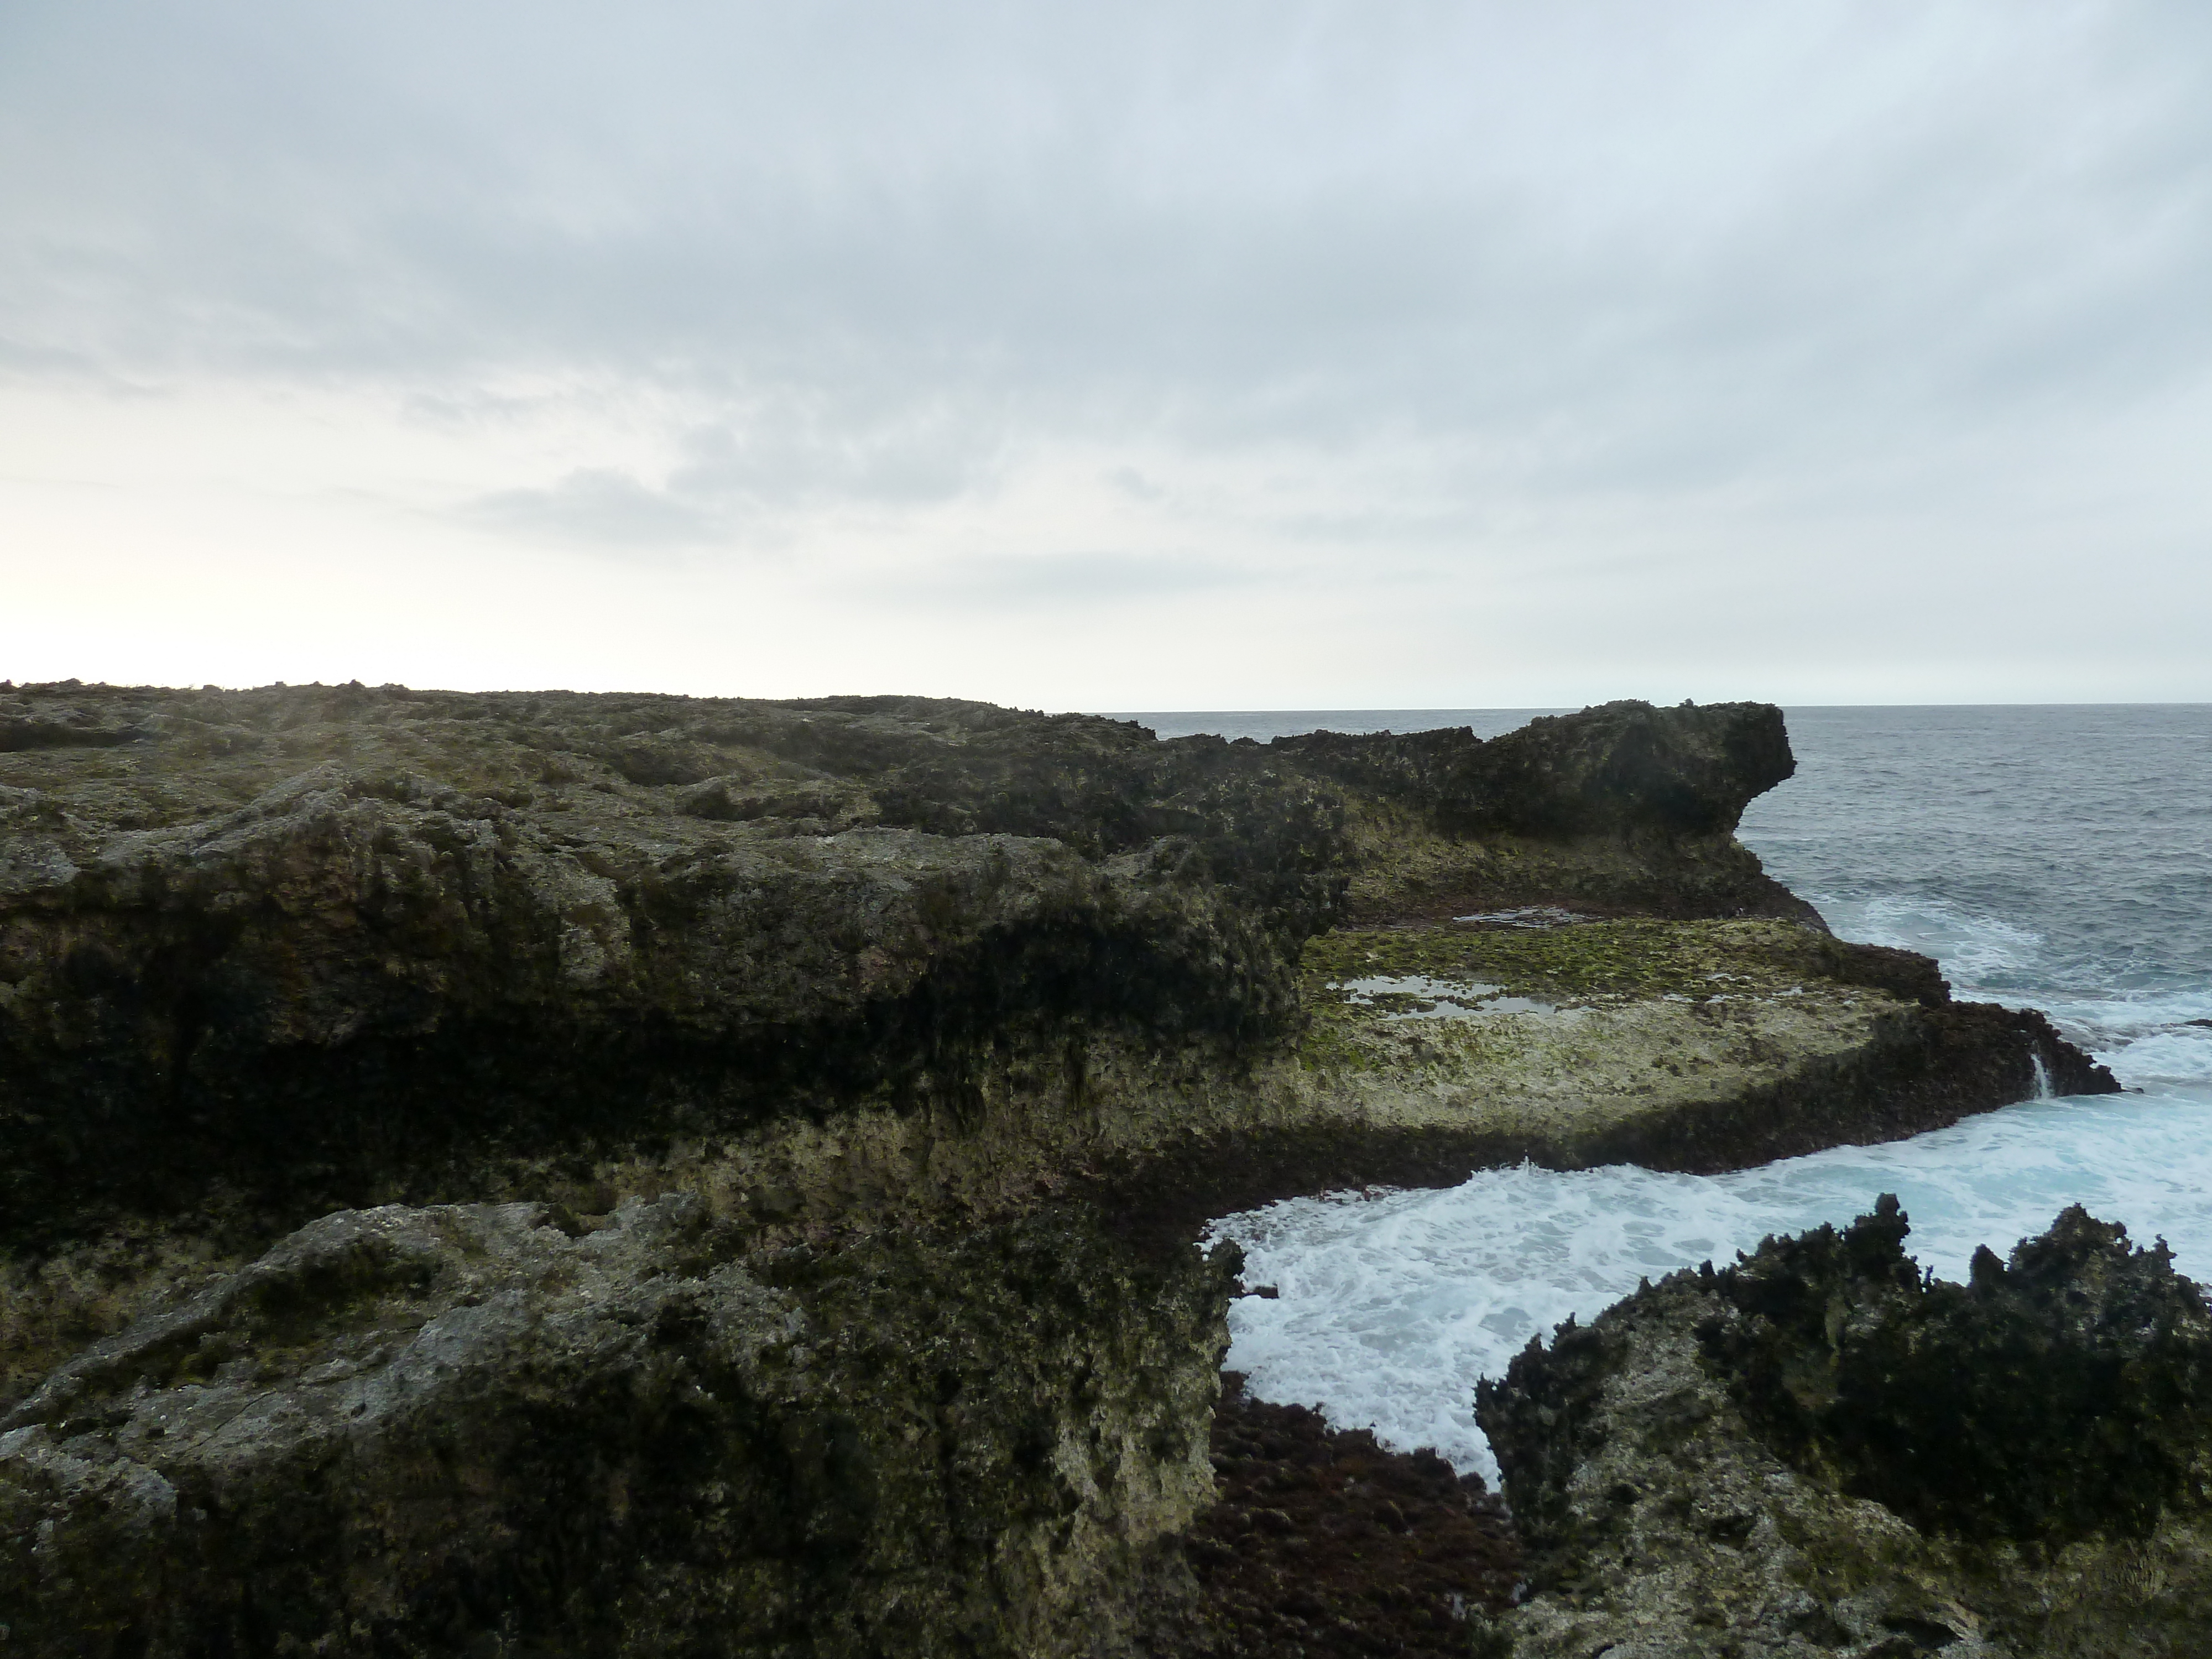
[{"x1": 1144, "y1": 705, "x2": 2212, "y2": 1485}]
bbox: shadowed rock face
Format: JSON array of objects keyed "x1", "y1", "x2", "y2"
[
  {"x1": 1478, "y1": 1203, "x2": 2212, "y2": 1658},
  {"x1": 1708, "y1": 1199, "x2": 2212, "y2": 1545},
  {"x1": 1277, "y1": 700, "x2": 1827, "y2": 929},
  {"x1": 0, "y1": 1194, "x2": 1233, "y2": 1658},
  {"x1": 1276, "y1": 698, "x2": 1796, "y2": 841}
]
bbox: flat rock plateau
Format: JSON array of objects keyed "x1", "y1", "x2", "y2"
[{"x1": 0, "y1": 681, "x2": 2127, "y2": 1656}]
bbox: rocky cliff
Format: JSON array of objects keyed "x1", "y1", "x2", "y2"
[
  {"x1": 2, "y1": 1195, "x2": 1225, "y2": 1657},
  {"x1": 0, "y1": 681, "x2": 2114, "y2": 1655}
]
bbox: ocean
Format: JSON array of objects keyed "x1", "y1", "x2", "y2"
[{"x1": 1119, "y1": 705, "x2": 2212, "y2": 1484}]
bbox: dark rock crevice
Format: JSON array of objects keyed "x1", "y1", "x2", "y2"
[{"x1": 1157, "y1": 1374, "x2": 1522, "y2": 1659}]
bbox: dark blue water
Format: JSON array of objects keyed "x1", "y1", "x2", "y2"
[
  {"x1": 1741, "y1": 706, "x2": 2212, "y2": 1083},
  {"x1": 1118, "y1": 705, "x2": 2212, "y2": 1475}
]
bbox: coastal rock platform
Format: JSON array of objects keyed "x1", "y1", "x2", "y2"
[{"x1": 0, "y1": 681, "x2": 2118, "y2": 1655}]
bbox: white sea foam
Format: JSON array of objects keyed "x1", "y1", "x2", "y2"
[
  {"x1": 1209, "y1": 1088, "x2": 2212, "y2": 1485},
  {"x1": 1201, "y1": 708, "x2": 2212, "y2": 1488},
  {"x1": 2105, "y1": 1027, "x2": 2212, "y2": 1088},
  {"x1": 1802, "y1": 889, "x2": 2212, "y2": 1089},
  {"x1": 1815, "y1": 894, "x2": 2047, "y2": 982}
]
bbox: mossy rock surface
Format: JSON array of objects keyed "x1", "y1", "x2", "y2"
[{"x1": 1300, "y1": 917, "x2": 1943, "y2": 1011}]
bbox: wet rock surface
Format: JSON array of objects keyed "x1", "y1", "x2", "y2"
[
  {"x1": 1478, "y1": 1202, "x2": 2212, "y2": 1657},
  {"x1": 1164, "y1": 1374, "x2": 1522, "y2": 1659}
]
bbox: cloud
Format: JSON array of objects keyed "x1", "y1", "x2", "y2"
[
  {"x1": 12, "y1": 3, "x2": 2208, "y2": 436},
  {"x1": 464, "y1": 469, "x2": 719, "y2": 551},
  {"x1": 872, "y1": 551, "x2": 1268, "y2": 609},
  {"x1": 2, "y1": 1, "x2": 2209, "y2": 700}
]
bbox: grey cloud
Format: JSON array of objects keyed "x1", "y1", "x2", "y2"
[
  {"x1": 464, "y1": 470, "x2": 721, "y2": 551},
  {"x1": 3, "y1": 0, "x2": 2210, "y2": 603},
  {"x1": 666, "y1": 405, "x2": 997, "y2": 510},
  {"x1": 11, "y1": 4, "x2": 2208, "y2": 424},
  {"x1": 1108, "y1": 467, "x2": 1167, "y2": 504},
  {"x1": 456, "y1": 403, "x2": 1004, "y2": 551},
  {"x1": 873, "y1": 552, "x2": 1267, "y2": 609}
]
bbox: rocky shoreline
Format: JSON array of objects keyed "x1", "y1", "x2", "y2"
[{"x1": 0, "y1": 681, "x2": 2130, "y2": 1655}]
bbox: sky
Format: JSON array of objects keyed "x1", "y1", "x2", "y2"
[{"x1": 2, "y1": 2, "x2": 2209, "y2": 710}]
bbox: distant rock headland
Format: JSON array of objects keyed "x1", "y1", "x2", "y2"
[{"x1": 0, "y1": 681, "x2": 2119, "y2": 1655}]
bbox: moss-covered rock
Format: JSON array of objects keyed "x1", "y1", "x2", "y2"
[{"x1": 0, "y1": 1193, "x2": 1234, "y2": 1658}]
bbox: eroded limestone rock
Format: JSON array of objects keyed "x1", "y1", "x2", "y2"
[
  {"x1": 1, "y1": 1192, "x2": 1233, "y2": 1657},
  {"x1": 0, "y1": 683, "x2": 2121, "y2": 1652},
  {"x1": 1478, "y1": 1202, "x2": 2212, "y2": 1657},
  {"x1": 1, "y1": 684, "x2": 2071, "y2": 1261}
]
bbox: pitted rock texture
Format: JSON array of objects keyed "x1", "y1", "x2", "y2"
[
  {"x1": 0, "y1": 683, "x2": 2088, "y2": 1260},
  {"x1": 0, "y1": 682, "x2": 2133, "y2": 1655},
  {"x1": 0, "y1": 687, "x2": 1808, "y2": 1248},
  {"x1": 0, "y1": 1192, "x2": 1233, "y2": 1658},
  {"x1": 1476, "y1": 1202, "x2": 2212, "y2": 1658}
]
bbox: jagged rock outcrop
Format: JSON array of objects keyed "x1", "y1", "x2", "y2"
[
  {"x1": 0, "y1": 1192, "x2": 1232, "y2": 1657},
  {"x1": 1279, "y1": 700, "x2": 1822, "y2": 925},
  {"x1": 1477, "y1": 1202, "x2": 2212, "y2": 1657}
]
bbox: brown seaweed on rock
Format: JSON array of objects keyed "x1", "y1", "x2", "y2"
[{"x1": 1165, "y1": 1374, "x2": 1522, "y2": 1659}]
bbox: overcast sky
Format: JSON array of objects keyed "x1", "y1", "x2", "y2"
[{"x1": 3, "y1": 2, "x2": 2208, "y2": 708}]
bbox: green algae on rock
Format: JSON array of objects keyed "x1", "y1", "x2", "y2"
[
  {"x1": 1477, "y1": 1201, "x2": 2212, "y2": 1658},
  {"x1": 1093, "y1": 919, "x2": 2110, "y2": 1241}
]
